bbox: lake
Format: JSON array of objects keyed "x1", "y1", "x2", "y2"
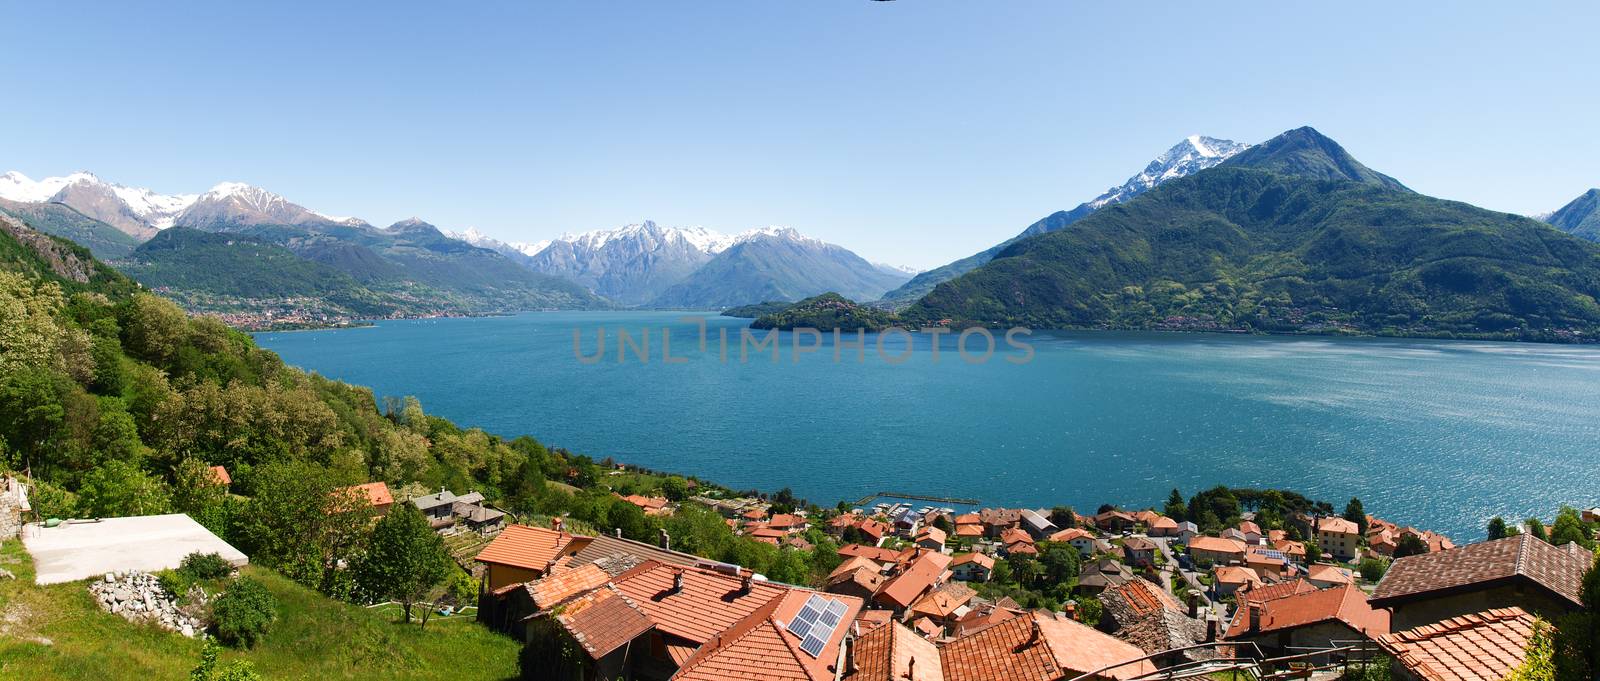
[{"x1": 255, "y1": 311, "x2": 1600, "y2": 540}]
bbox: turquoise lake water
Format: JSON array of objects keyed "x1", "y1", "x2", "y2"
[{"x1": 255, "y1": 311, "x2": 1600, "y2": 540}]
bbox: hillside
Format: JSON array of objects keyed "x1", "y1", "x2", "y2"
[
  {"x1": 121, "y1": 228, "x2": 361, "y2": 298},
  {"x1": 750, "y1": 292, "x2": 899, "y2": 331},
  {"x1": 649, "y1": 228, "x2": 910, "y2": 308},
  {"x1": 1545, "y1": 188, "x2": 1600, "y2": 241},
  {"x1": 0, "y1": 211, "x2": 137, "y2": 296},
  {"x1": 0, "y1": 541, "x2": 520, "y2": 680},
  {"x1": 907, "y1": 128, "x2": 1600, "y2": 341},
  {"x1": 877, "y1": 135, "x2": 1248, "y2": 308},
  {"x1": 0, "y1": 199, "x2": 141, "y2": 260}
]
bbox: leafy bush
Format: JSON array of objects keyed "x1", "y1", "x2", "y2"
[
  {"x1": 212, "y1": 576, "x2": 278, "y2": 648},
  {"x1": 179, "y1": 552, "x2": 234, "y2": 581}
]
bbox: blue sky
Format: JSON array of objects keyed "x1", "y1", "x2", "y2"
[{"x1": 2, "y1": 2, "x2": 1596, "y2": 268}]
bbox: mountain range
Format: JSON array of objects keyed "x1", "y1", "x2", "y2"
[
  {"x1": 906, "y1": 126, "x2": 1600, "y2": 341},
  {"x1": 876, "y1": 135, "x2": 1250, "y2": 307},
  {"x1": 1542, "y1": 188, "x2": 1600, "y2": 241}
]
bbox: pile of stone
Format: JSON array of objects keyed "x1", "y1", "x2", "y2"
[{"x1": 89, "y1": 570, "x2": 205, "y2": 637}]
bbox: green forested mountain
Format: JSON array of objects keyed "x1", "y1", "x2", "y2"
[
  {"x1": 1545, "y1": 188, "x2": 1600, "y2": 241},
  {"x1": 0, "y1": 198, "x2": 141, "y2": 259},
  {"x1": 122, "y1": 228, "x2": 362, "y2": 298},
  {"x1": 750, "y1": 292, "x2": 899, "y2": 331},
  {"x1": 908, "y1": 128, "x2": 1600, "y2": 341}
]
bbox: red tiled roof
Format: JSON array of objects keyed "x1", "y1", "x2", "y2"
[
  {"x1": 1150, "y1": 516, "x2": 1177, "y2": 530},
  {"x1": 672, "y1": 588, "x2": 863, "y2": 681},
  {"x1": 768, "y1": 513, "x2": 804, "y2": 529},
  {"x1": 954, "y1": 524, "x2": 984, "y2": 537},
  {"x1": 1317, "y1": 517, "x2": 1360, "y2": 535},
  {"x1": 950, "y1": 552, "x2": 993, "y2": 570},
  {"x1": 1213, "y1": 566, "x2": 1262, "y2": 587},
  {"x1": 554, "y1": 586, "x2": 654, "y2": 659},
  {"x1": 476, "y1": 524, "x2": 578, "y2": 572},
  {"x1": 1005, "y1": 541, "x2": 1037, "y2": 556},
  {"x1": 910, "y1": 582, "x2": 975, "y2": 620},
  {"x1": 526, "y1": 563, "x2": 612, "y2": 609},
  {"x1": 1105, "y1": 578, "x2": 1181, "y2": 617},
  {"x1": 939, "y1": 612, "x2": 1155, "y2": 681},
  {"x1": 1238, "y1": 520, "x2": 1261, "y2": 535},
  {"x1": 999, "y1": 527, "x2": 1032, "y2": 545},
  {"x1": 1376, "y1": 607, "x2": 1535, "y2": 681},
  {"x1": 916, "y1": 526, "x2": 948, "y2": 545},
  {"x1": 1188, "y1": 536, "x2": 1247, "y2": 555},
  {"x1": 1048, "y1": 527, "x2": 1093, "y2": 543},
  {"x1": 345, "y1": 481, "x2": 392, "y2": 507},
  {"x1": 1225, "y1": 584, "x2": 1389, "y2": 639},
  {"x1": 208, "y1": 465, "x2": 231, "y2": 486},
  {"x1": 1307, "y1": 563, "x2": 1354, "y2": 585},
  {"x1": 1371, "y1": 534, "x2": 1589, "y2": 608},
  {"x1": 953, "y1": 513, "x2": 980, "y2": 525},
  {"x1": 612, "y1": 562, "x2": 785, "y2": 645},
  {"x1": 877, "y1": 551, "x2": 952, "y2": 610},
  {"x1": 839, "y1": 544, "x2": 903, "y2": 564},
  {"x1": 828, "y1": 555, "x2": 882, "y2": 582},
  {"x1": 843, "y1": 621, "x2": 945, "y2": 681},
  {"x1": 1237, "y1": 578, "x2": 1316, "y2": 606}
]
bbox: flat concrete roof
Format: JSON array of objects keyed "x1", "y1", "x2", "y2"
[{"x1": 21, "y1": 513, "x2": 248, "y2": 585}]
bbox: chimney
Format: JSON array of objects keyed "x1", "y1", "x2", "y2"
[
  {"x1": 659, "y1": 528, "x2": 671, "y2": 551},
  {"x1": 1187, "y1": 591, "x2": 1199, "y2": 619},
  {"x1": 1028, "y1": 617, "x2": 1042, "y2": 645},
  {"x1": 551, "y1": 516, "x2": 564, "y2": 532},
  {"x1": 740, "y1": 570, "x2": 754, "y2": 594},
  {"x1": 843, "y1": 636, "x2": 857, "y2": 675},
  {"x1": 1248, "y1": 603, "x2": 1263, "y2": 633},
  {"x1": 1205, "y1": 616, "x2": 1217, "y2": 642},
  {"x1": 907, "y1": 655, "x2": 916, "y2": 680},
  {"x1": 1064, "y1": 601, "x2": 1078, "y2": 621},
  {"x1": 672, "y1": 570, "x2": 685, "y2": 593},
  {"x1": 615, "y1": 527, "x2": 622, "y2": 539}
]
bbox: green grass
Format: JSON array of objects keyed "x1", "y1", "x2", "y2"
[{"x1": 0, "y1": 540, "x2": 520, "y2": 680}]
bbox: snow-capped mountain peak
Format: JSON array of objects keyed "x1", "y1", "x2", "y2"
[
  {"x1": 1088, "y1": 135, "x2": 1250, "y2": 209},
  {"x1": 731, "y1": 225, "x2": 824, "y2": 248}
]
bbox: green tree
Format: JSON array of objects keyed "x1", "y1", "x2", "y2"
[
  {"x1": 190, "y1": 639, "x2": 263, "y2": 681},
  {"x1": 1343, "y1": 498, "x2": 1368, "y2": 535},
  {"x1": 1358, "y1": 558, "x2": 1388, "y2": 582},
  {"x1": 172, "y1": 457, "x2": 232, "y2": 535},
  {"x1": 234, "y1": 462, "x2": 372, "y2": 596},
  {"x1": 1036, "y1": 542, "x2": 1081, "y2": 586},
  {"x1": 1488, "y1": 516, "x2": 1510, "y2": 540},
  {"x1": 660, "y1": 476, "x2": 689, "y2": 502},
  {"x1": 1163, "y1": 489, "x2": 1188, "y2": 523},
  {"x1": 1394, "y1": 534, "x2": 1429, "y2": 558},
  {"x1": 212, "y1": 577, "x2": 278, "y2": 649},
  {"x1": 77, "y1": 459, "x2": 171, "y2": 517},
  {"x1": 1049, "y1": 506, "x2": 1078, "y2": 529},
  {"x1": 1527, "y1": 518, "x2": 1549, "y2": 542},
  {"x1": 1506, "y1": 618, "x2": 1555, "y2": 681},
  {"x1": 355, "y1": 503, "x2": 451, "y2": 622},
  {"x1": 1550, "y1": 509, "x2": 1593, "y2": 549}
]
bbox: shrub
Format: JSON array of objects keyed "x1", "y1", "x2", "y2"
[
  {"x1": 179, "y1": 552, "x2": 234, "y2": 581},
  {"x1": 212, "y1": 576, "x2": 278, "y2": 648}
]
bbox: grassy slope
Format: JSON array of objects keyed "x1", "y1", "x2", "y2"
[{"x1": 0, "y1": 540, "x2": 519, "y2": 680}]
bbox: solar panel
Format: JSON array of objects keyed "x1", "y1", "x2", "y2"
[
  {"x1": 799, "y1": 632, "x2": 829, "y2": 657},
  {"x1": 792, "y1": 595, "x2": 848, "y2": 658}
]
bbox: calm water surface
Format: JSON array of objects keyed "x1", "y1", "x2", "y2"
[{"x1": 256, "y1": 312, "x2": 1600, "y2": 540}]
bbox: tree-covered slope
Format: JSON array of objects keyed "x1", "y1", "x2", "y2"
[
  {"x1": 1545, "y1": 188, "x2": 1600, "y2": 242},
  {"x1": 121, "y1": 228, "x2": 361, "y2": 298},
  {"x1": 877, "y1": 207, "x2": 1091, "y2": 307},
  {"x1": 0, "y1": 198, "x2": 141, "y2": 260},
  {"x1": 750, "y1": 292, "x2": 899, "y2": 331},
  {"x1": 649, "y1": 231, "x2": 909, "y2": 309},
  {"x1": 1221, "y1": 126, "x2": 1409, "y2": 191},
  {"x1": 908, "y1": 133, "x2": 1600, "y2": 340}
]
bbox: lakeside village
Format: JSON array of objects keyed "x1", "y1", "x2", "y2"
[{"x1": 4, "y1": 465, "x2": 1597, "y2": 681}]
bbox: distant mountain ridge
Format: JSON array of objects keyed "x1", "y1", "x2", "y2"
[
  {"x1": 647, "y1": 227, "x2": 911, "y2": 309},
  {"x1": 907, "y1": 126, "x2": 1600, "y2": 342},
  {"x1": 1543, "y1": 188, "x2": 1600, "y2": 241},
  {"x1": 877, "y1": 134, "x2": 1249, "y2": 307}
]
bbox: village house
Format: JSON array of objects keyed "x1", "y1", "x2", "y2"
[
  {"x1": 978, "y1": 508, "x2": 1022, "y2": 537},
  {"x1": 1584, "y1": 507, "x2": 1600, "y2": 524},
  {"x1": 1305, "y1": 563, "x2": 1355, "y2": 589},
  {"x1": 949, "y1": 552, "x2": 994, "y2": 582},
  {"x1": 914, "y1": 525, "x2": 948, "y2": 552},
  {"x1": 1211, "y1": 565, "x2": 1262, "y2": 598},
  {"x1": 937, "y1": 611, "x2": 1157, "y2": 681},
  {"x1": 1220, "y1": 527, "x2": 1248, "y2": 544},
  {"x1": 1095, "y1": 510, "x2": 1138, "y2": 535},
  {"x1": 875, "y1": 549, "x2": 953, "y2": 616},
  {"x1": 1174, "y1": 521, "x2": 1199, "y2": 544},
  {"x1": 839, "y1": 543, "x2": 904, "y2": 564},
  {"x1": 339, "y1": 481, "x2": 394, "y2": 516},
  {"x1": 619, "y1": 493, "x2": 672, "y2": 516},
  {"x1": 1223, "y1": 583, "x2": 1389, "y2": 657},
  {"x1": 1376, "y1": 607, "x2": 1537, "y2": 681},
  {"x1": 1077, "y1": 557, "x2": 1136, "y2": 594},
  {"x1": 1314, "y1": 516, "x2": 1361, "y2": 561},
  {"x1": 999, "y1": 526, "x2": 1035, "y2": 556},
  {"x1": 1048, "y1": 527, "x2": 1099, "y2": 557},
  {"x1": 1187, "y1": 536, "x2": 1247, "y2": 566},
  {"x1": 1019, "y1": 509, "x2": 1058, "y2": 539},
  {"x1": 1369, "y1": 533, "x2": 1591, "y2": 631},
  {"x1": 953, "y1": 512, "x2": 984, "y2": 540},
  {"x1": 1120, "y1": 536, "x2": 1157, "y2": 568},
  {"x1": 522, "y1": 560, "x2": 865, "y2": 681},
  {"x1": 1236, "y1": 520, "x2": 1262, "y2": 544},
  {"x1": 825, "y1": 556, "x2": 886, "y2": 602},
  {"x1": 207, "y1": 465, "x2": 231, "y2": 489},
  {"x1": 908, "y1": 580, "x2": 977, "y2": 630},
  {"x1": 1096, "y1": 578, "x2": 1212, "y2": 667},
  {"x1": 1148, "y1": 516, "x2": 1179, "y2": 537},
  {"x1": 1244, "y1": 549, "x2": 1289, "y2": 582},
  {"x1": 767, "y1": 512, "x2": 807, "y2": 533}
]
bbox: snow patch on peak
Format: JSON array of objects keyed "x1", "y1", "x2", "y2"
[
  {"x1": 1088, "y1": 135, "x2": 1250, "y2": 209},
  {"x1": 732, "y1": 225, "x2": 824, "y2": 248}
]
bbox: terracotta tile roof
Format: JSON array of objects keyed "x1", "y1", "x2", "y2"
[
  {"x1": 526, "y1": 563, "x2": 612, "y2": 609},
  {"x1": 622, "y1": 494, "x2": 669, "y2": 512},
  {"x1": 979, "y1": 508, "x2": 1022, "y2": 527},
  {"x1": 1005, "y1": 541, "x2": 1038, "y2": 556},
  {"x1": 1271, "y1": 539, "x2": 1306, "y2": 556},
  {"x1": 1121, "y1": 537, "x2": 1157, "y2": 552},
  {"x1": 1376, "y1": 607, "x2": 1535, "y2": 681},
  {"x1": 1188, "y1": 536, "x2": 1247, "y2": 555},
  {"x1": 1238, "y1": 520, "x2": 1261, "y2": 535},
  {"x1": 1132, "y1": 510, "x2": 1161, "y2": 524},
  {"x1": 1307, "y1": 563, "x2": 1355, "y2": 585},
  {"x1": 554, "y1": 585, "x2": 655, "y2": 659},
  {"x1": 1370, "y1": 534, "x2": 1589, "y2": 608},
  {"x1": 1317, "y1": 517, "x2": 1360, "y2": 535},
  {"x1": 1150, "y1": 516, "x2": 1177, "y2": 530},
  {"x1": 475, "y1": 524, "x2": 579, "y2": 572},
  {"x1": 768, "y1": 513, "x2": 805, "y2": 529},
  {"x1": 910, "y1": 582, "x2": 976, "y2": 620},
  {"x1": 672, "y1": 588, "x2": 863, "y2": 681},
  {"x1": 839, "y1": 544, "x2": 904, "y2": 564},
  {"x1": 915, "y1": 526, "x2": 948, "y2": 545},
  {"x1": 843, "y1": 620, "x2": 945, "y2": 681},
  {"x1": 856, "y1": 519, "x2": 890, "y2": 541},
  {"x1": 1212, "y1": 566, "x2": 1262, "y2": 587},
  {"x1": 877, "y1": 551, "x2": 953, "y2": 610},
  {"x1": 1225, "y1": 584, "x2": 1389, "y2": 639},
  {"x1": 855, "y1": 609, "x2": 895, "y2": 635},
  {"x1": 954, "y1": 524, "x2": 984, "y2": 537},
  {"x1": 951, "y1": 602, "x2": 1022, "y2": 637},
  {"x1": 913, "y1": 617, "x2": 943, "y2": 638},
  {"x1": 828, "y1": 555, "x2": 883, "y2": 582},
  {"x1": 1104, "y1": 578, "x2": 1181, "y2": 617},
  {"x1": 208, "y1": 465, "x2": 231, "y2": 486},
  {"x1": 953, "y1": 513, "x2": 980, "y2": 525},
  {"x1": 950, "y1": 552, "x2": 993, "y2": 570},
  {"x1": 1237, "y1": 578, "x2": 1316, "y2": 606},
  {"x1": 1048, "y1": 528, "x2": 1093, "y2": 543},
  {"x1": 939, "y1": 612, "x2": 1155, "y2": 681},
  {"x1": 1100, "y1": 579, "x2": 1209, "y2": 658},
  {"x1": 826, "y1": 564, "x2": 886, "y2": 596},
  {"x1": 1000, "y1": 527, "x2": 1033, "y2": 545},
  {"x1": 612, "y1": 562, "x2": 786, "y2": 646}
]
